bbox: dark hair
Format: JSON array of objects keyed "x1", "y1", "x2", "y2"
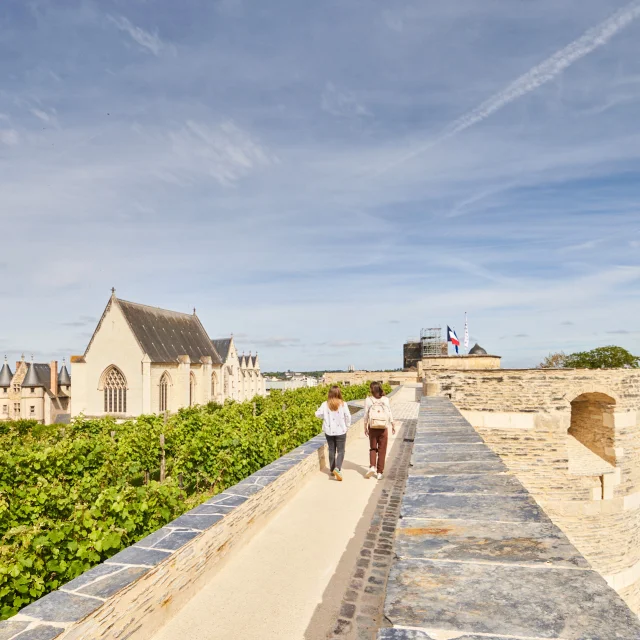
[
  {"x1": 369, "y1": 381, "x2": 384, "y2": 399},
  {"x1": 327, "y1": 385, "x2": 344, "y2": 411}
]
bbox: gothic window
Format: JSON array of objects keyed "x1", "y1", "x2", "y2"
[
  {"x1": 103, "y1": 367, "x2": 127, "y2": 414},
  {"x1": 13, "y1": 384, "x2": 19, "y2": 393},
  {"x1": 13, "y1": 403, "x2": 20, "y2": 417},
  {"x1": 190, "y1": 373, "x2": 196, "y2": 407},
  {"x1": 159, "y1": 373, "x2": 170, "y2": 413},
  {"x1": 29, "y1": 405, "x2": 35, "y2": 416}
]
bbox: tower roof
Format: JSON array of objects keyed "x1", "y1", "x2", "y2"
[
  {"x1": 469, "y1": 343, "x2": 488, "y2": 355},
  {"x1": 58, "y1": 362, "x2": 71, "y2": 386},
  {"x1": 22, "y1": 362, "x2": 51, "y2": 389},
  {"x1": 0, "y1": 358, "x2": 12, "y2": 387}
]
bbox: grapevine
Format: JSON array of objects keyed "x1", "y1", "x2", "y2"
[{"x1": 0, "y1": 382, "x2": 390, "y2": 619}]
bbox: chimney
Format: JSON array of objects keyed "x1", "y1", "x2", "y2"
[{"x1": 50, "y1": 361, "x2": 58, "y2": 396}]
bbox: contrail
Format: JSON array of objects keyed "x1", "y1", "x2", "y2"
[{"x1": 373, "y1": 0, "x2": 640, "y2": 176}]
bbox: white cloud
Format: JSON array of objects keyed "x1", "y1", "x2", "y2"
[
  {"x1": 373, "y1": 0, "x2": 640, "y2": 176},
  {"x1": 108, "y1": 15, "x2": 171, "y2": 56},
  {"x1": 0, "y1": 129, "x2": 19, "y2": 145},
  {"x1": 321, "y1": 83, "x2": 371, "y2": 118},
  {"x1": 30, "y1": 108, "x2": 54, "y2": 124},
  {"x1": 167, "y1": 120, "x2": 275, "y2": 186}
]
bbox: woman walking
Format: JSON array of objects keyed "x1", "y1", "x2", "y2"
[
  {"x1": 364, "y1": 382, "x2": 396, "y2": 480},
  {"x1": 315, "y1": 385, "x2": 352, "y2": 481}
]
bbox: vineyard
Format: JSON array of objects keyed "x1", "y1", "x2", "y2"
[{"x1": 0, "y1": 383, "x2": 387, "y2": 619}]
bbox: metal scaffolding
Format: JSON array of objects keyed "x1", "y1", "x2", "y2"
[{"x1": 420, "y1": 327, "x2": 445, "y2": 357}]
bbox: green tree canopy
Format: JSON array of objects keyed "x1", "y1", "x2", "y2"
[{"x1": 542, "y1": 346, "x2": 639, "y2": 369}]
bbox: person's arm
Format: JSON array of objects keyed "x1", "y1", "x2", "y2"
[
  {"x1": 386, "y1": 397, "x2": 396, "y2": 434},
  {"x1": 343, "y1": 403, "x2": 352, "y2": 428},
  {"x1": 363, "y1": 397, "x2": 370, "y2": 435},
  {"x1": 315, "y1": 402, "x2": 325, "y2": 419}
]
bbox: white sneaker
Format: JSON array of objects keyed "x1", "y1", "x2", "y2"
[
  {"x1": 377, "y1": 473, "x2": 383, "y2": 480},
  {"x1": 365, "y1": 466, "x2": 376, "y2": 479}
]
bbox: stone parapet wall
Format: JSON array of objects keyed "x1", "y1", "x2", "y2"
[
  {"x1": 423, "y1": 367, "x2": 640, "y2": 613},
  {"x1": 420, "y1": 354, "x2": 501, "y2": 371},
  {"x1": 1, "y1": 389, "x2": 402, "y2": 640},
  {"x1": 323, "y1": 371, "x2": 420, "y2": 386},
  {"x1": 379, "y1": 397, "x2": 640, "y2": 640}
]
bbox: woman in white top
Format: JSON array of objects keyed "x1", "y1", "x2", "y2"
[
  {"x1": 315, "y1": 385, "x2": 352, "y2": 481},
  {"x1": 363, "y1": 381, "x2": 395, "y2": 480}
]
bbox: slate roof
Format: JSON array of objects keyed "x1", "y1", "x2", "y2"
[
  {"x1": 21, "y1": 363, "x2": 52, "y2": 390},
  {"x1": 212, "y1": 338, "x2": 232, "y2": 362},
  {"x1": 117, "y1": 299, "x2": 223, "y2": 364},
  {"x1": 58, "y1": 364, "x2": 71, "y2": 386},
  {"x1": 0, "y1": 359, "x2": 12, "y2": 387},
  {"x1": 251, "y1": 355, "x2": 258, "y2": 367},
  {"x1": 469, "y1": 343, "x2": 488, "y2": 355}
]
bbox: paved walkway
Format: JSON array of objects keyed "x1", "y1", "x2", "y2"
[{"x1": 152, "y1": 398, "x2": 420, "y2": 640}]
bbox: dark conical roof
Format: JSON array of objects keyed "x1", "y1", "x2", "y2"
[
  {"x1": 58, "y1": 364, "x2": 71, "y2": 386},
  {"x1": 469, "y1": 343, "x2": 488, "y2": 355},
  {"x1": 0, "y1": 358, "x2": 12, "y2": 387},
  {"x1": 22, "y1": 363, "x2": 50, "y2": 388},
  {"x1": 22, "y1": 363, "x2": 41, "y2": 387}
]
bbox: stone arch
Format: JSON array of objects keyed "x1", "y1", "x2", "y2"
[{"x1": 569, "y1": 391, "x2": 617, "y2": 466}]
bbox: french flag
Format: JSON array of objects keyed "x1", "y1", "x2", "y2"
[{"x1": 447, "y1": 326, "x2": 460, "y2": 354}]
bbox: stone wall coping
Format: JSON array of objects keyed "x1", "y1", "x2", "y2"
[
  {"x1": 379, "y1": 396, "x2": 640, "y2": 640},
  {"x1": 0, "y1": 387, "x2": 402, "y2": 640}
]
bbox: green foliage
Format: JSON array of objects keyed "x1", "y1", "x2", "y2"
[
  {"x1": 564, "y1": 346, "x2": 639, "y2": 369},
  {"x1": 539, "y1": 346, "x2": 639, "y2": 369},
  {"x1": 0, "y1": 382, "x2": 385, "y2": 618}
]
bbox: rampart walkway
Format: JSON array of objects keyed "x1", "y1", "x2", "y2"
[{"x1": 152, "y1": 395, "x2": 420, "y2": 640}]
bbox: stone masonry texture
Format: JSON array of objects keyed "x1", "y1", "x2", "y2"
[
  {"x1": 379, "y1": 397, "x2": 640, "y2": 640},
  {"x1": 423, "y1": 368, "x2": 640, "y2": 613}
]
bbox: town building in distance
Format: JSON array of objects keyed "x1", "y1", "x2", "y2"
[
  {"x1": 0, "y1": 355, "x2": 71, "y2": 424},
  {"x1": 70, "y1": 290, "x2": 265, "y2": 419}
]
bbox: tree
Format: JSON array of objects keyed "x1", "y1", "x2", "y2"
[
  {"x1": 564, "y1": 346, "x2": 639, "y2": 369},
  {"x1": 538, "y1": 352, "x2": 567, "y2": 369}
]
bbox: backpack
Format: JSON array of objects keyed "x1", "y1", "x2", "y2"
[{"x1": 368, "y1": 399, "x2": 389, "y2": 429}]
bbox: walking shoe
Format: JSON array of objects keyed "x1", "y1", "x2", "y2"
[
  {"x1": 333, "y1": 468, "x2": 343, "y2": 481},
  {"x1": 376, "y1": 472, "x2": 383, "y2": 480},
  {"x1": 365, "y1": 466, "x2": 376, "y2": 479}
]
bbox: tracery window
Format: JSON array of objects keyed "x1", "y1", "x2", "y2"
[
  {"x1": 211, "y1": 372, "x2": 217, "y2": 397},
  {"x1": 159, "y1": 373, "x2": 170, "y2": 413},
  {"x1": 103, "y1": 367, "x2": 127, "y2": 413}
]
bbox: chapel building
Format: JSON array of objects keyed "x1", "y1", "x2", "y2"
[
  {"x1": 0, "y1": 356, "x2": 71, "y2": 424},
  {"x1": 70, "y1": 291, "x2": 266, "y2": 419}
]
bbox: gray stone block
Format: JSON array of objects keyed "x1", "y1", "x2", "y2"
[
  {"x1": 411, "y1": 448, "x2": 501, "y2": 464},
  {"x1": 395, "y1": 518, "x2": 590, "y2": 568},
  {"x1": 152, "y1": 529, "x2": 201, "y2": 551},
  {"x1": 410, "y1": 461, "x2": 507, "y2": 476},
  {"x1": 77, "y1": 566, "x2": 149, "y2": 598},
  {"x1": 401, "y1": 493, "x2": 548, "y2": 523},
  {"x1": 414, "y1": 433, "x2": 484, "y2": 444},
  {"x1": 105, "y1": 546, "x2": 171, "y2": 567},
  {"x1": 405, "y1": 474, "x2": 526, "y2": 495},
  {"x1": 211, "y1": 494, "x2": 248, "y2": 506},
  {"x1": 223, "y1": 483, "x2": 263, "y2": 497},
  {"x1": 377, "y1": 631, "x2": 435, "y2": 639},
  {"x1": 62, "y1": 563, "x2": 124, "y2": 591},
  {"x1": 0, "y1": 621, "x2": 29, "y2": 640},
  {"x1": 19, "y1": 591, "x2": 101, "y2": 623},
  {"x1": 385, "y1": 559, "x2": 640, "y2": 638},
  {"x1": 12, "y1": 626, "x2": 63, "y2": 640},
  {"x1": 169, "y1": 513, "x2": 224, "y2": 531}
]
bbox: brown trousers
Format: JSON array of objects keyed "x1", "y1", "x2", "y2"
[{"x1": 369, "y1": 428, "x2": 389, "y2": 473}]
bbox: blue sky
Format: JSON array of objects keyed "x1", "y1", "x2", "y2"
[{"x1": 0, "y1": 0, "x2": 639, "y2": 371}]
